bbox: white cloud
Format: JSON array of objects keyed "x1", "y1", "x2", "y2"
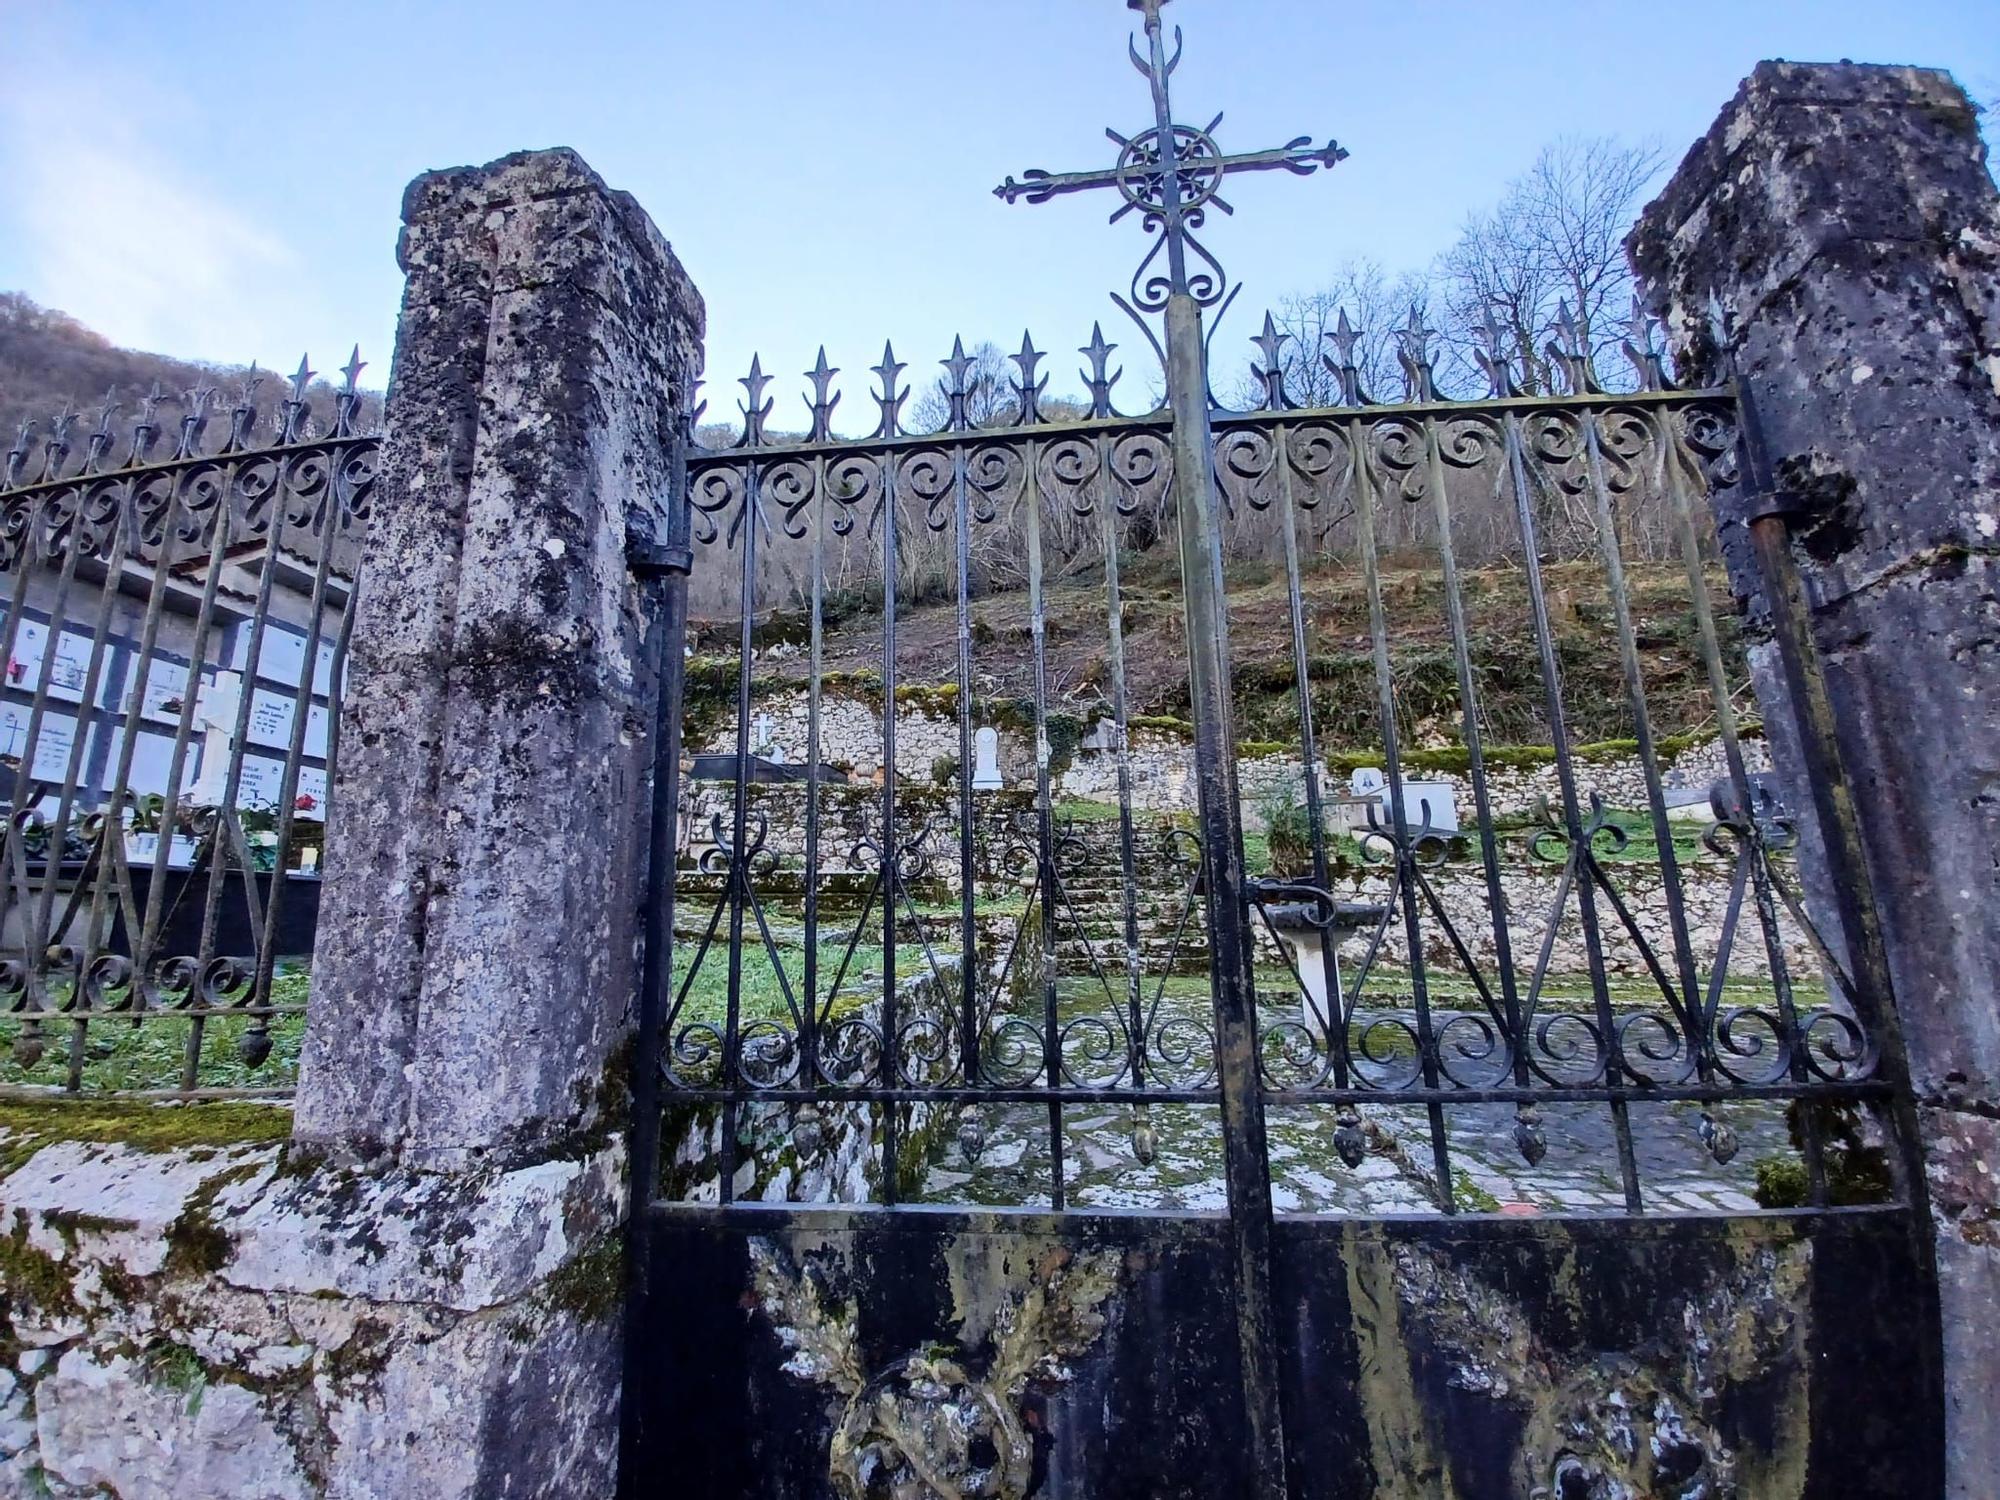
[{"x1": 0, "y1": 55, "x2": 328, "y2": 368}]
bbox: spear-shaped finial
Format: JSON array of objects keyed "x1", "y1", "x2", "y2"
[
  {"x1": 871, "y1": 342, "x2": 907, "y2": 440},
  {"x1": 129, "y1": 383, "x2": 166, "y2": 466},
  {"x1": 1622, "y1": 297, "x2": 1667, "y2": 392},
  {"x1": 334, "y1": 349, "x2": 368, "y2": 438},
  {"x1": 84, "y1": 389, "x2": 122, "y2": 473},
  {"x1": 1474, "y1": 306, "x2": 1519, "y2": 399},
  {"x1": 1010, "y1": 332, "x2": 1047, "y2": 427},
  {"x1": 1323, "y1": 308, "x2": 1371, "y2": 407},
  {"x1": 1250, "y1": 311, "x2": 1290, "y2": 411},
  {"x1": 1544, "y1": 300, "x2": 1601, "y2": 396},
  {"x1": 177, "y1": 385, "x2": 217, "y2": 460},
  {"x1": 225, "y1": 363, "x2": 264, "y2": 451},
  {"x1": 1395, "y1": 304, "x2": 1438, "y2": 403},
  {"x1": 278, "y1": 353, "x2": 317, "y2": 442},
  {"x1": 4, "y1": 419, "x2": 34, "y2": 490},
  {"x1": 1079, "y1": 323, "x2": 1121, "y2": 419},
  {"x1": 40, "y1": 401, "x2": 78, "y2": 482},
  {"x1": 737, "y1": 355, "x2": 774, "y2": 448},
  {"x1": 941, "y1": 336, "x2": 975, "y2": 432},
  {"x1": 805, "y1": 347, "x2": 840, "y2": 442}
]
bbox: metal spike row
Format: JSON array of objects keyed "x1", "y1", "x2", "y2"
[
  {"x1": 225, "y1": 364, "x2": 263, "y2": 452},
  {"x1": 278, "y1": 354, "x2": 317, "y2": 444},
  {"x1": 39, "y1": 403, "x2": 77, "y2": 483},
  {"x1": 4, "y1": 421, "x2": 33, "y2": 489},
  {"x1": 175, "y1": 387, "x2": 216, "y2": 461},
  {"x1": 81, "y1": 391, "x2": 121, "y2": 474}
]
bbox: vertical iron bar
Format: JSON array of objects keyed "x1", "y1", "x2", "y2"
[
  {"x1": 628, "y1": 415, "x2": 693, "y2": 1213},
  {"x1": 1578, "y1": 412, "x2": 1705, "y2": 1070},
  {"x1": 953, "y1": 444, "x2": 978, "y2": 1084},
  {"x1": 1024, "y1": 436, "x2": 1066, "y2": 1209},
  {"x1": 185, "y1": 457, "x2": 297, "y2": 1089},
  {"x1": 1273, "y1": 422, "x2": 1348, "y2": 1085},
  {"x1": 1734, "y1": 389, "x2": 1925, "y2": 1201},
  {"x1": 719, "y1": 459, "x2": 760, "y2": 1205},
  {"x1": 620, "y1": 405, "x2": 693, "y2": 1487},
  {"x1": 1658, "y1": 410, "x2": 1829, "y2": 1177},
  {"x1": 1163, "y1": 291, "x2": 1287, "y2": 1500},
  {"x1": 1499, "y1": 410, "x2": 1643, "y2": 1211},
  {"x1": 1095, "y1": 434, "x2": 1146, "y2": 1090},
  {"x1": 1346, "y1": 413, "x2": 1455, "y2": 1211},
  {"x1": 802, "y1": 460, "x2": 825, "y2": 1091},
  {"x1": 1421, "y1": 416, "x2": 1526, "y2": 1087},
  {"x1": 879, "y1": 450, "x2": 901, "y2": 1204}
]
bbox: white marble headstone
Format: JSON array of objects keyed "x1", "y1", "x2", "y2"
[{"x1": 972, "y1": 726, "x2": 1003, "y2": 790}]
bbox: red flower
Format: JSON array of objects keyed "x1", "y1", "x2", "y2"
[{"x1": 294, "y1": 793, "x2": 318, "y2": 812}]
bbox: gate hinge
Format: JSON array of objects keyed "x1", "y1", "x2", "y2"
[
  {"x1": 628, "y1": 540, "x2": 693, "y2": 578},
  {"x1": 1740, "y1": 488, "x2": 1807, "y2": 524}
]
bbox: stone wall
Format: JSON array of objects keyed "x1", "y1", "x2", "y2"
[
  {"x1": 1252, "y1": 853, "x2": 1820, "y2": 985},
  {"x1": 0, "y1": 1109, "x2": 624, "y2": 1498},
  {"x1": 696, "y1": 684, "x2": 1772, "y2": 826}
]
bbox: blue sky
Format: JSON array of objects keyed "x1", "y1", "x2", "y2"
[{"x1": 2, "y1": 0, "x2": 1994, "y2": 424}]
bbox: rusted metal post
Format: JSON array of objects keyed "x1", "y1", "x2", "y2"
[{"x1": 1165, "y1": 289, "x2": 1289, "y2": 1500}]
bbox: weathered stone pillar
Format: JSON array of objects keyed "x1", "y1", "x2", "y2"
[
  {"x1": 1630, "y1": 62, "x2": 1999, "y2": 1494},
  {"x1": 296, "y1": 148, "x2": 702, "y2": 1167}
]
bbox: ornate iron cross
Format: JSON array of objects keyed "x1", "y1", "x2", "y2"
[
  {"x1": 994, "y1": 0, "x2": 1347, "y2": 324},
  {"x1": 994, "y1": 16, "x2": 1348, "y2": 1485}
]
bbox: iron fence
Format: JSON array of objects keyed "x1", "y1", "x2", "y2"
[
  {"x1": 657, "y1": 307, "x2": 1894, "y2": 1216},
  {"x1": 0, "y1": 361, "x2": 377, "y2": 1096}
]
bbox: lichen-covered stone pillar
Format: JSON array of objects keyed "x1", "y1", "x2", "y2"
[
  {"x1": 296, "y1": 148, "x2": 702, "y2": 1168},
  {"x1": 1630, "y1": 61, "x2": 1999, "y2": 1493}
]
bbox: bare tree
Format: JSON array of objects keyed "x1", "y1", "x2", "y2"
[
  {"x1": 907, "y1": 340, "x2": 1018, "y2": 434},
  {"x1": 1434, "y1": 136, "x2": 1664, "y2": 396},
  {"x1": 1234, "y1": 259, "x2": 1433, "y2": 410}
]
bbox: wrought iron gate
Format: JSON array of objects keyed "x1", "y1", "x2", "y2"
[{"x1": 621, "y1": 4, "x2": 1924, "y2": 1495}]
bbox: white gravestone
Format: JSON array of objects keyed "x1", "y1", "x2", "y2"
[
  {"x1": 1348, "y1": 766, "x2": 1459, "y2": 835},
  {"x1": 972, "y1": 726, "x2": 1003, "y2": 790}
]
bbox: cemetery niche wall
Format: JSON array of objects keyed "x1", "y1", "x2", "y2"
[{"x1": 0, "y1": 369, "x2": 373, "y2": 1095}]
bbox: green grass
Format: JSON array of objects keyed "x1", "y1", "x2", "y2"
[{"x1": 0, "y1": 969, "x2": 309, "y2": 1094}]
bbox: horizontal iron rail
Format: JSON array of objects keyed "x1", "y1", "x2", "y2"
[
  {"x1": 684, "y1": 386, "x2": 1733, "y2": 469},
  {"x1": 663, "y1": 1080, "x2": 1887, "y2": 1107}
]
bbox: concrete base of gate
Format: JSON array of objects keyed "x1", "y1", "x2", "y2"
[
  {"x1": 625, "y1": 1202, "x2": 1938, "y2": 1499},
  {"x1": 0, "y1": 1111, "x2": 625, "y2": 1498}
]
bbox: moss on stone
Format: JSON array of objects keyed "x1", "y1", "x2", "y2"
[
  {"x1": 1, "y1": 1207, "x2": 79, "y2": 1318},
  {"x1": 0, "y1": 1098, "x2": 292, "y2": 1183},
  {"x1": 543, "y1": 1236, "x2": 625, "y2": 1323},
  {"x1": 161, "y1": 1162, "x2": 262, "y2": 1278}
]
